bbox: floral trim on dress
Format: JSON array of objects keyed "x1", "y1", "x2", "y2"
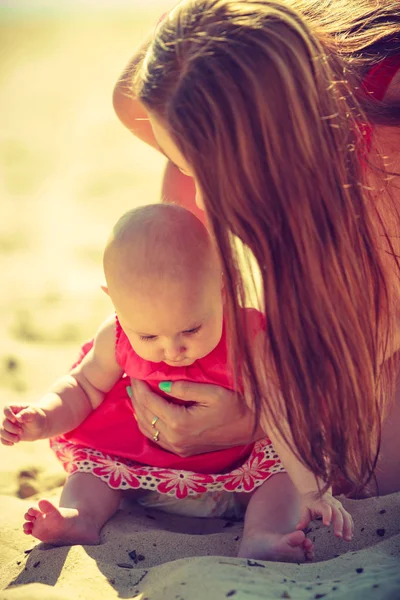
[{"x1": 50, "y1": 437, "x2": 285, "y2": 499}]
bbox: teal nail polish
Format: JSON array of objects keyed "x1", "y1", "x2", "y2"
[
  {"x1": 126, "y1": 385, "x2": 133, "y2": 398},
  {"x1": 159, "y1": 381, "x2": 172, "y2": 393}
]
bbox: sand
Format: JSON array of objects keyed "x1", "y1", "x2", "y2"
[{"x1": 0, "y1": 478, "x2": 399, "y2": 599}]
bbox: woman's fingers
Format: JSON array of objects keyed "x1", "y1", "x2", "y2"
[
  {"x1": 128, "y1": 380, "x2": 187, "y2": 451},
  {"x1": 157, "y1": 380, "x2": 225, "y2": 406},
  {"x1": 129, "y1": 379, "x2": 185, "y2": 425},
  {"x1": 128, "y1": 378, "x2": 243, "y2": 455}
]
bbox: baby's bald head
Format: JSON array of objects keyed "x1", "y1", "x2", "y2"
[
  {"x1": 104, "y1": 205, "x2": 224, "y2": 366},
  {"x1": 103, "y1": 204, "x2": 220, "y2": 299}
]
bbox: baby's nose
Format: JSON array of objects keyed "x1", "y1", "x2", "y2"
[{"x1": 164, "y1": 343, "x2": 185, "y2": 361}]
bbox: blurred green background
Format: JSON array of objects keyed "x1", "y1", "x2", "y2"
[{"x1": 0, "y1": 1, "x2": 171, "y2": 410}]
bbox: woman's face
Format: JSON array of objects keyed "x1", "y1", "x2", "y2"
[{"x1": 148, "y1": 112, "x2": 204, "y2": 210}]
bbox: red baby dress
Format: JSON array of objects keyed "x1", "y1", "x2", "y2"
[{"x1": 50, "y1": 308, "x2": 284, "y2": 498}]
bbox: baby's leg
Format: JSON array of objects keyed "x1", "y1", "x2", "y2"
[
  {"x1": 23, "y1": 473, "x2": 122, "y2": 546},
  {"x1": 237, "y1": 473, "x2": 314, "y2": 563}
]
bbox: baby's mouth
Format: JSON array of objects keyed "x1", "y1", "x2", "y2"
[{"x1": 165, "y1": 357, "x2": 194, "y2": 366}]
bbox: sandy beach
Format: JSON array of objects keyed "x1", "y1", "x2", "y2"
[
  {"x1": 0, "y1": 479, "x2": 399, "y2": 599},
  {"x1": 1, "y1": 1, "x2": 400, "y2": 598}
]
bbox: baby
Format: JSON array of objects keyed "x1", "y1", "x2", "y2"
[{"x1": 1, "y1": 204, "x2": 350, "y2": 561}]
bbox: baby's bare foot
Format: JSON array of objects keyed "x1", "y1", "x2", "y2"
[
  {"x1": 23, "y1": 499, "x2": 101, "y2": 546},
  {"x1": 238, "y1": 530, "x2": 314, "y2": 563}
]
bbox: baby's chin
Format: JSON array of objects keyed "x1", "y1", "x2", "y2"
[{"x1": 163, "y1": 358, "x2": 196, "y2": 367}]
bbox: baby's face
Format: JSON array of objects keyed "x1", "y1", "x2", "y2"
[{"x1": 114, "y1": 277, "x2": 223, "y2": 367}]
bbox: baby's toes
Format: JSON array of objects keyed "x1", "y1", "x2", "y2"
[
  {"x1": 24, "y1": 507, "x2": 40, "y2": 522},
  {"x1": 305, "y1": 546, "x2": 314, "y2": 561},
  {"x1": 23, "y1": 521, "x2": 34, "y2": 535},
  {"x1": 303, "y1": 538, "x2": 314, "y2": 561}
]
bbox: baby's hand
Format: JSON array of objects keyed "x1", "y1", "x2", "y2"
[
  {"x1": 296, "y1": 491, "x2": 354, "y2": 542},
  {"x1": 0, "y1": 405, "x2": 47, "y2": 445}
]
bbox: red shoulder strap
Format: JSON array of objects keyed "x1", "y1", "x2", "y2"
[{"x1": 362, "y1": 55, "x2": 400, "y2": 101}]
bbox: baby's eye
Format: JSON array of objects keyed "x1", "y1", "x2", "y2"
[
  {"x1": 183, "y1": 326, "x2": 201, "y2": 336},
  {"x1": 140, "y1": 335, "x2": 157, "y2": 342}
]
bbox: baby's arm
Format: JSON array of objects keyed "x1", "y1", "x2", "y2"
[
  {"x1": 265, "y1": 417, "x2": 353, "y2": 541},
  {"x1": 253, "y1": 332, "x2": 354, "y2": 541},
  {"x1": 0, "y1": 316, "x2": 123, "y2": 445}
]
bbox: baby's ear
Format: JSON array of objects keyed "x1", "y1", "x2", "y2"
[{"x1": 101, "y1": 285, "x2": 109, "y2": 296}]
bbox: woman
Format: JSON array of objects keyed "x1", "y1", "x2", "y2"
[{"x1": 112, "y1": 0, "x2": 400, "y2": 497}]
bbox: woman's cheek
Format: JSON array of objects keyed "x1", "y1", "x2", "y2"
[{"x1": 195, "y1": 184, "x2": 205, "y2": 210}]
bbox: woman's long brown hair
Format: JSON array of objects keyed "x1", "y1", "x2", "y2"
[{"x1": 134, "y1": 0, "x2": 400, "y2": 490}]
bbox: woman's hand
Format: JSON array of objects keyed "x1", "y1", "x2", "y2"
[{"x1": 128, "y1": 379, "x2": 264, "y2": 456}]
